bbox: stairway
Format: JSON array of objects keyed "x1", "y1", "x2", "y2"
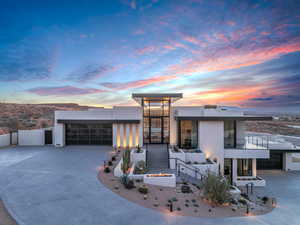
[{"x1": 146, "y1": 144, "x2": 169, "y2": 171}]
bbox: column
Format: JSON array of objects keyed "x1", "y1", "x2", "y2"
[
  {"x1": 116, "y1": 124, "x2": 120, "y2": 148},
  {"x1": 138, "y1": 123, "x2": 143, "y2": 147},
  {"x1": 252, "y1": 158, "x2": 257, "y2": 177},
  {"x1": 119, "y1": 124, "x2": 125, "y2": 148},
  {"x1": 125, "y1": 124, "x2": 130, "y2": 148},
  {"x1": 232, "y1": 159, "x2": 238, "y2": 185},
  {"x1": 132, "y1": 124, "x2": 137, "y2": 147},
  {"x1": 113, "y1": 124, "x2": 117, "y2": 148}
]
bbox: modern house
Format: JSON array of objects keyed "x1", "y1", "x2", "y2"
[{"x1": 54, "y1": 93, "x2": 276, "y2": 186}]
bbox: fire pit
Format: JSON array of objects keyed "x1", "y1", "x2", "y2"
[{"x1": 144, "y1": 173, "x2": 176, "y2": 187}]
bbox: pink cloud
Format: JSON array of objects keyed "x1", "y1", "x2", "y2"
[
  {"x1": 135, "y1": 46, "x2": 157, "y2": 55},
  {"x1": 226, "y1": 21, "x2": 236, "y2": 26},
  {"x1": 101, "y1": 75, "x2": 177, "y2": 90},
  {"x1": 28, "y1": 86, "x2": 106, "y2": 96},
  {"x1": 164, "y1": 38, "x2": 300, "y2": 76}
]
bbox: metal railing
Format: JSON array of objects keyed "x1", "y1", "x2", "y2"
[
  {"x1": 233, "y1": 136, "x2": 270, "y2": 150},
  {"x1": 169, "y1": 157, "x2": 205, "y2": 181}
]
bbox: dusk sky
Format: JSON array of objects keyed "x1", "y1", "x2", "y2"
[{"x1": 1, "y1": 0, "x2": 300, "y2": 111}]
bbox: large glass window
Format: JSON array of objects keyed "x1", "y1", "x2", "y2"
[
  {"x1": 224, "y1": 120, "x2": 236, "y2": 148},
  {"x1": 142, "y1": 99, "x2": 170, "y2": 144},
  {"x1": 237, "y1": 159, "x2": 252, "y2": 176},
  {"x1": 179, "y1": 120, "x2": 198, "y2": 149}
]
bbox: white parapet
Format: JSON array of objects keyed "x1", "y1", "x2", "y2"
[
  {"x1": 224, "y1": 149, "x2": 270, "y2": 159},
  {"x1": 130, "y1": 148, "x2": 146, "y2": 163},
  {"x1": 169, "y1": 147, "x2": 185, "y2": 169},
  {"x1": 236, "y1": 176, "x2": 266, "y2": 187},
  {"x1": 143, "y1": 174, "x2": 176, "y2": 187}
]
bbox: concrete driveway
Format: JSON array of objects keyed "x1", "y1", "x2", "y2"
[{"x1": 0, "y1": 146, "x2": 299, "y2": 225}]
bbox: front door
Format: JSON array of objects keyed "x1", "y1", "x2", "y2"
[{"x1": 150, "y1": 118, "x2": 162, "y2": 143}]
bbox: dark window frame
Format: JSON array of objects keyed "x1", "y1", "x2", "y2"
[
  {"x1": 142, "y1": 98, "x2": 171, "y2": 144},
  {"x1": 237, "y1": 159, "x2": 253, "y2": 176},
  {"x1": 224, "y1": 120, "x2": 237, "y2": 148},
  {"x1": 178, "y1": 120, "x2": 198, "y2": 149}
]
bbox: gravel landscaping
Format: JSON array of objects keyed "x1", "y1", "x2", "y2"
[
  {"x1": 0, "y1": 200, "x2": 17, "y2": 225},
  {"x1": 98, "y1": 155, "x2": 274, "y2": 218}
]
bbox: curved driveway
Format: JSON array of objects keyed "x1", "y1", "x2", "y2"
[{"x1": 0, "y1": 146, "x2": 300, "y2": 225}]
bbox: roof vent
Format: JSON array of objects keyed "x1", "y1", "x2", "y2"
[{"x1": 204, "y1": 105, "x2": 218, "y2": 109}]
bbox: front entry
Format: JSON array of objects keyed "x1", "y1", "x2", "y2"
[
  {"x1": 150, "y1": 118, "x2": 164, "y2": 143},
  {"x1": 143, "y1": 99, "x2": 170, "y2": 144}
]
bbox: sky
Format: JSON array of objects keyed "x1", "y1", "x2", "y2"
[{"x1": 0, "y1": 0, "x2": 300, "y2": 111}]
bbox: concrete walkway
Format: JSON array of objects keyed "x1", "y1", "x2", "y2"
[
  {"x1": 0, "y1": 146, "x2": 300, "y2": 225},
  {"x1": 146, "y1": 144, "x2": 169, "y2": 171}
]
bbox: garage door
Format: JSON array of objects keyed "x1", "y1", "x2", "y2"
[
  {"x1": 65, "y1": 123, "x2": 112, "y2": 145},
  {"x1": 257, "y1": 152, "x2": 283, "y2": 170}
]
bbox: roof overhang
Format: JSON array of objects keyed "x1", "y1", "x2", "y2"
[
  {"x1": 175, "y1": 116, "x2": 273, "y2": 121},
  {"x1": 269, "y1": 149, "x2": 300, "y2": 153},
  {"x1": 57, "y1": 119, "x2": 140, "y2": 124},
  {"x1": 132, "y1": 93, "x2": 183, "y2": 105}
]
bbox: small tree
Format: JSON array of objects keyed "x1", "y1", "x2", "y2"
[{"x1": 201, "y1": 172, "x2": 231, "y2": 205}]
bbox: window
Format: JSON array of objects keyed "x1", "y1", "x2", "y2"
[
  {"x1": 237, "y1": 159, "x2": 252, "y2": 176},
  {"x1": 224, "y1": 120, "x2": 236, "y2": 148},
  {"x1": 179, "y1": 120, "x2": 198, "y2": 149}
]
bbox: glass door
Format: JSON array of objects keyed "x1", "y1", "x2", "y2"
[{"x1": 150, "y1": 118, "x2": 162, "y2": 143}]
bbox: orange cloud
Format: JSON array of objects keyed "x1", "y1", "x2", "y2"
[{"x1": 187, "y1": 82, "x2": 279, "y2": 105}]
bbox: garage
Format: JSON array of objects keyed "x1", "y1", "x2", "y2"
[
  {"x1": 257, "y1": 152, "x2": 283, "y2": 170},
  {"x1": 65, "y1": 123, "x2": 112, "y2": 145}
]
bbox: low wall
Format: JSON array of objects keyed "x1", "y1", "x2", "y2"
[
  {"x1": 130, "y1": 148, "x2": 146, "y2": 163},
  {"x1": 18, "y1": 129, "x2": 45, "y2": 146},
  {"x1": 169, "y1": 148, "x2": 185, "y2": 169},
  {"x1": 113, "y1": 159, "x2": 124, "y2": 177},
  {"x1": 0, "y1": 134, "x2": 10, "y2": 147}
]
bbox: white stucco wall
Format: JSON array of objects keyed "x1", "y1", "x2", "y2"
[
  {"x1": 224, "y1": 149, "x2": 269, "y2": 158},
  {"x1": 18, "y1": 129, "x2": 45, "y2": 146},
  {"x1": 54, "y1": 123, "x2": 65, "y2": 147},
  {"x1": 54, "y1": 107, "x2": 142, "y2": 147},
  {"x1": 0, "y1": 134, "x2": 10, "y2": 147},
  {"x1": 198, "y1": 121, "x2": 224, "y2": 172}
]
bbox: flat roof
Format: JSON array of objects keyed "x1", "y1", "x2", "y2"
[
  {"x1": 175, "y1": 116, "x2": 273, "y2": 121},
  {"x1": 57, "y1": 119, "x2": 140, "y2": 124},
  {"x1": 132, "y1": 93, "x2": 183, "y2": 105}
]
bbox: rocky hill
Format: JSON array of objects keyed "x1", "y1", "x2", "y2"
[{"x1": 0, "y1": 103, "x2": 94, "y2": 133}]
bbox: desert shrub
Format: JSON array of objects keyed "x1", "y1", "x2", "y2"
[
  {"x1": 120, "y1": 175, "x2": 134, "y2": 189},
  {"x1": 238, "y1": 198, "x2": 247, "y2": 205},
  {"x1": 138, "y1": 185, "x2": 148, "y2": 194},
  {"x1": 136, "y1": 145, "x2": 142, "y2": 153},
  {"x1": 134, "y1": 160, "x2": 147, "y2": 174},
  {"x1": 104, "y1": 167, "x2": 111, "y2": 173},
  {"x1": 262, "y1": 196, "x2": 269, "y2": 204},
  {"x1": 201, "y1": 172, "x2": 231, "y2": 205}
]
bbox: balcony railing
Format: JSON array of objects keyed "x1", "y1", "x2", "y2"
[{"x1": 235, "y1": 135, "x2": 270, "y2": 150}]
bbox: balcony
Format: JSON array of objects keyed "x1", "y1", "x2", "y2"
[{"x1": 224, "y1": 136, "x2": 270, "y2": 159}]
